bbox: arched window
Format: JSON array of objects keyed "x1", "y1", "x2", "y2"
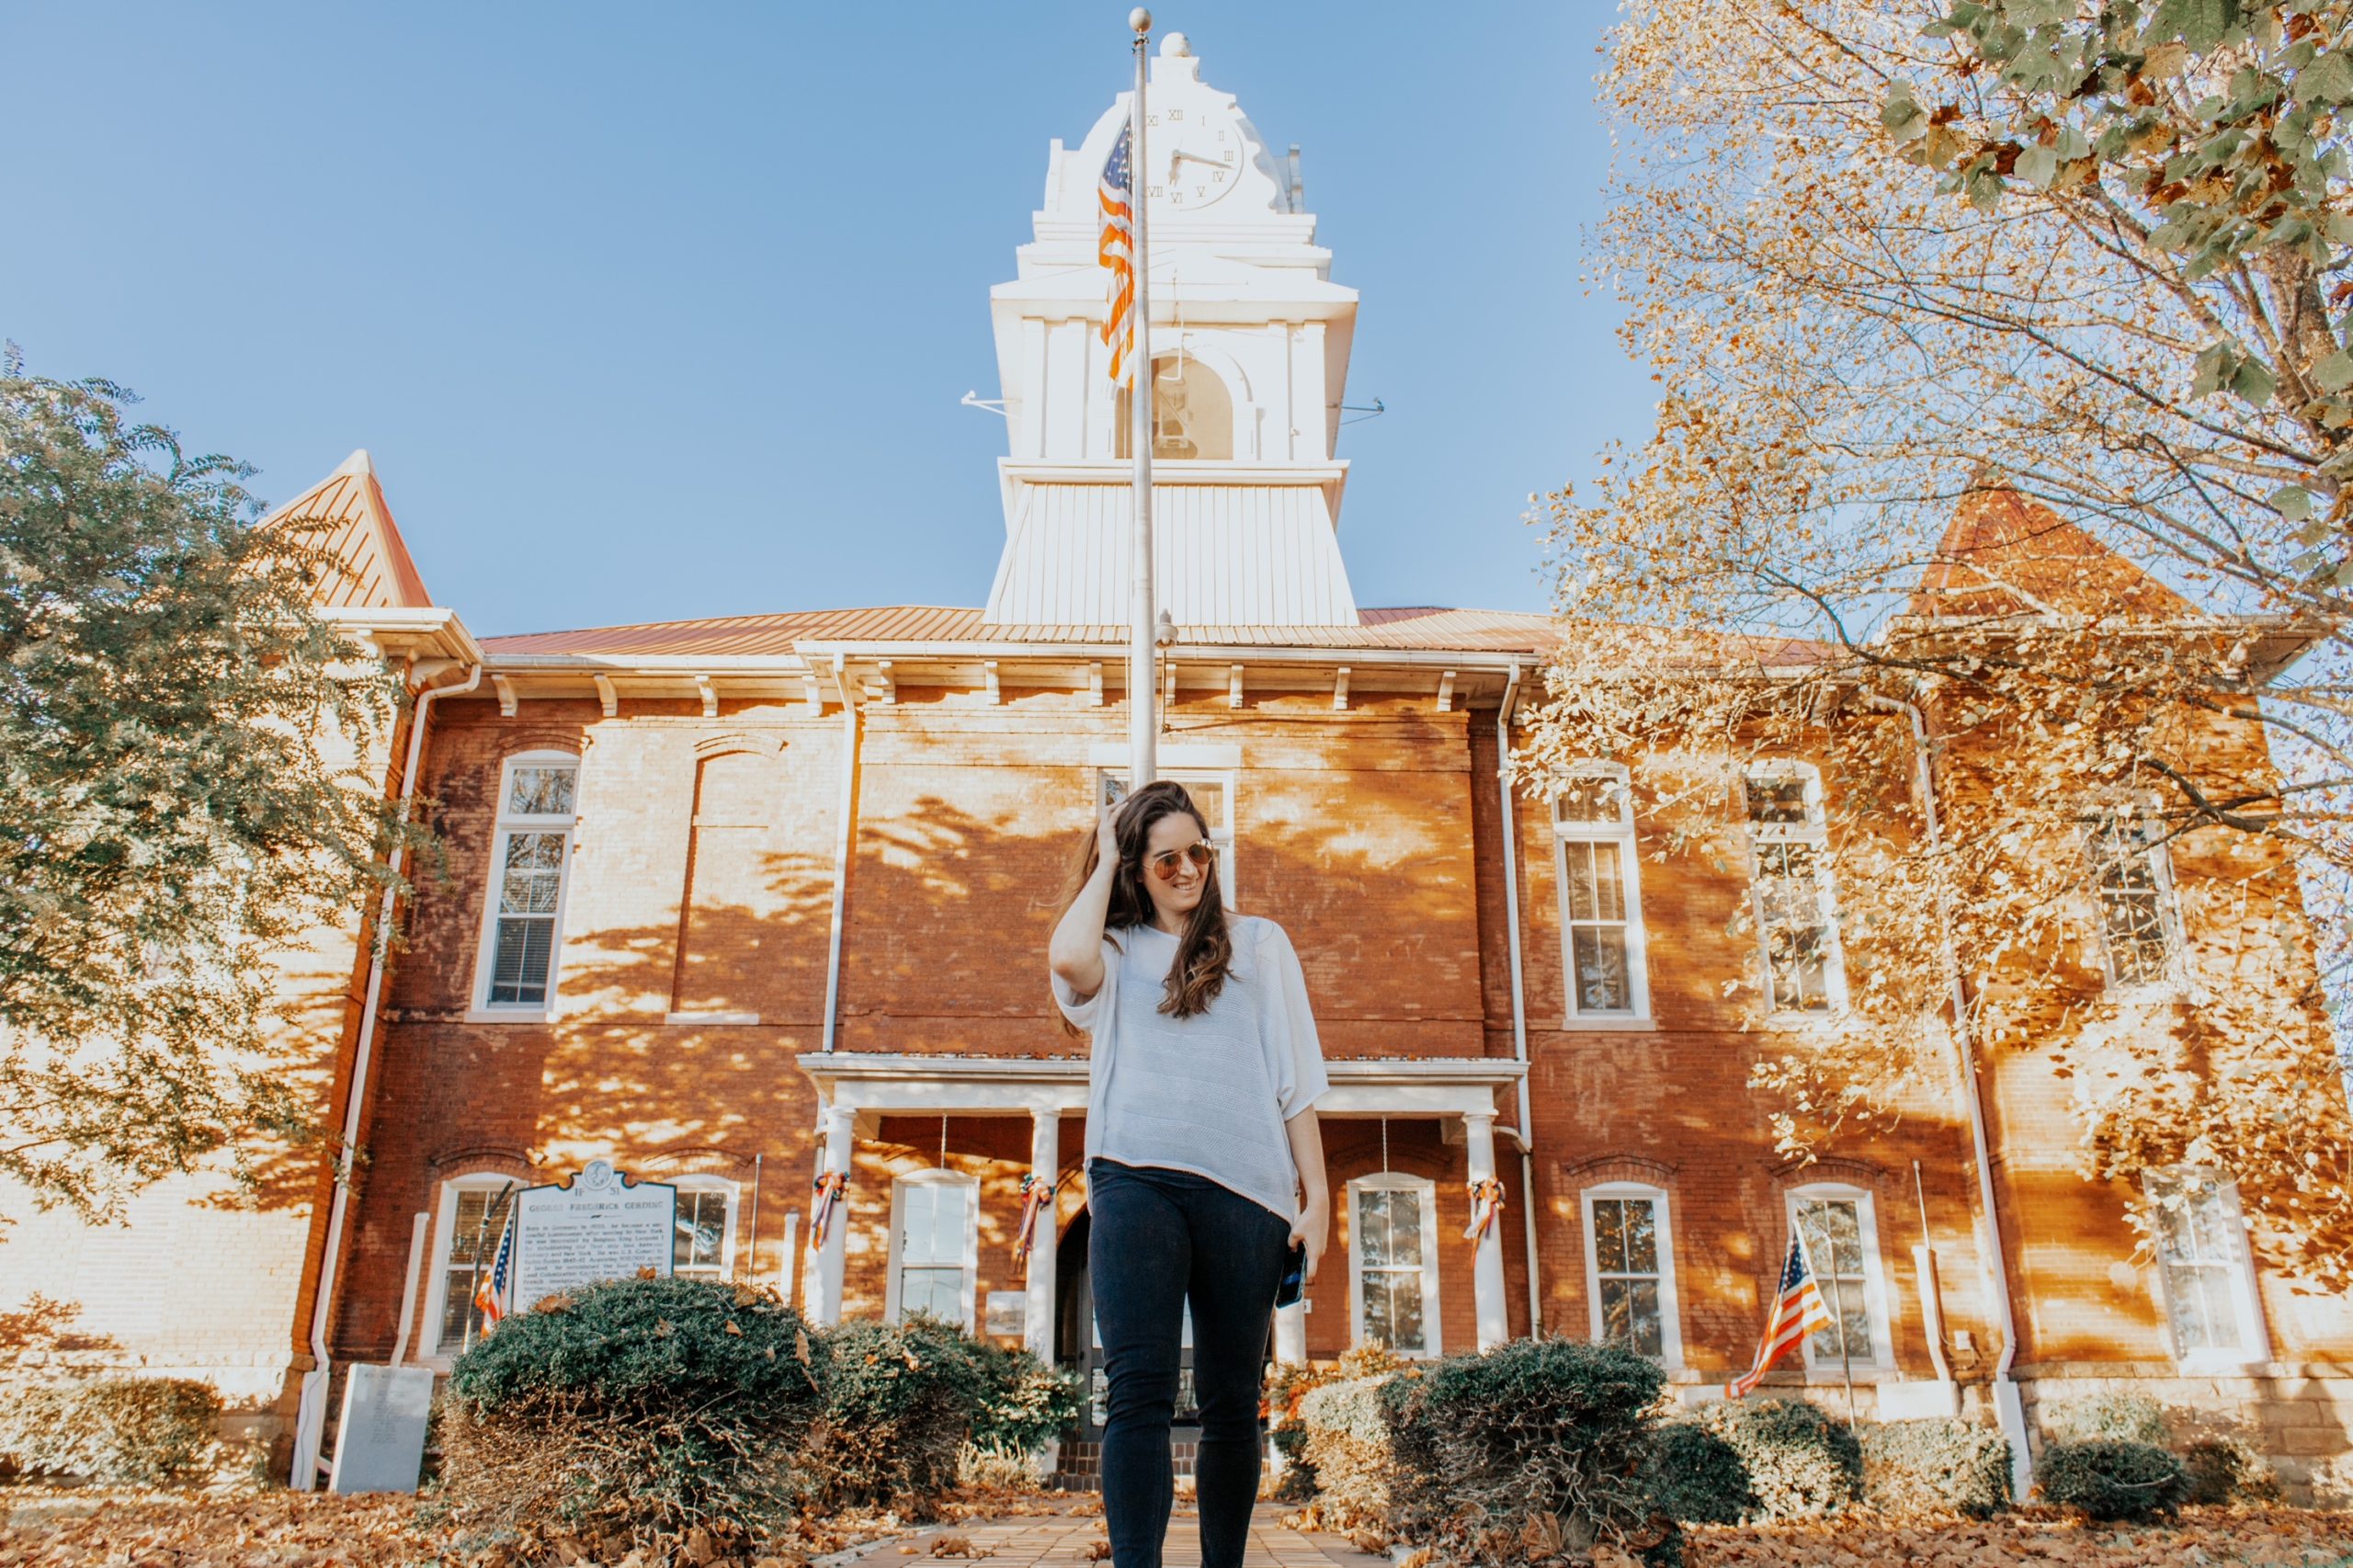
[
  {"x1": 1345, "y1": 1171, "x2": 1442, "y2": 1358},
  {"x1": 1553, "y1": 762, "x2": 1651, "y2": 1021},
  {"x1": 887, "y1": 1169, "x2": 980, "y2": 1331},
  {"x1": 671, "y1": 1176, "x2": 741, "y2": 1283},
  {"x1": 1743, "y1": 761, "x2": 1847, "y2": 1013},
  {"x1": 1784, "y1": 1182, "x2": 1892, "y2": 1371},
  {"x1": 1581, "y1": 1182, "x2": 1682, "y2": 1368},
  {"x1": 425, "y1": 1172, "x2": 524, "y2": 1358},
  {"x1": 1117, "y1": 355, "x2": 1233, "y2": 460}
]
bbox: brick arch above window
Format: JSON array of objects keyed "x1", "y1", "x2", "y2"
[
  {"x1": 635, "y1": 1145, "x2": 758, "y2": 1178},
  {"x1": 490, "y1": 727, "x2": 586, "y2": 759},
  {"x1": 1561, "y1": 1153, "x2": 1679, "y2": 1187},
  {"x1": 695, "y1": 731, "x2": 785, "y2": 760},
  {"x1": 1777, "y1": 1154, "x2": 1892, "y2": 1195},
  {"x1": 426, "y1": 1145, "x2": 536, "y2": 1179}
]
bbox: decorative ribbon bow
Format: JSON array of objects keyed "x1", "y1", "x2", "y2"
[
  {"x1": 1463, "y1": 1177, "x2": 1506, "y2": 1244},
  {"x1": 1014, "y1": 1171, "x2": 1059, "y2": 1266},
  {"x1": 809, "y1": 1170, "x2": 848, "y2": 1249}
]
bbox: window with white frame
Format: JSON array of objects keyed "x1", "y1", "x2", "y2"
[
  {"x1": 1787, "y1": 1186, "x2": 1890, "y2": 1369},
  {"x1": 1347, "y1": 1174, "x2": 1442, "y2": 1358},
  {"x1": 1582, "y1": 1185, "x2": 1681, "y2": 1365},
  {"x1": 474, "y1": 753, "x2": 581, "y2": 1013},
  {"x1": 2145, "y1": 1167, "x2": 2265, "y2": 1362},
  {"x1": 1099, "y1": 770, "x2": 1236, "y2": 903},
  {"x1": 428, "y1": 1174, "x2": 521, "y2": 1357},
  {"x1": 671, "y1": 1177, "x2": 740, "y2": 1283},
  {"x1": 2086, "y1": 812, "x2": 2183, "y2": 989},
  {"x1": 1553, "y1": 766, "x2": 1651, "y2": 1020},
  {"x1": 1745, "y1": 765, "x2": 1845, "y2": 1012},
  {"x1": 887, "y1": 1171, "x2": 978, "y2": 1331}
]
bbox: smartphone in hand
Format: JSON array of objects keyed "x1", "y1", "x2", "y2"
[{"x1": 1275, "y1": 1242, "x2": 1306, "y2": 1308}]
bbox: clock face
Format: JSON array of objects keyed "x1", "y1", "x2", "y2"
[{"x1": 1148, "y1": 108, "x2": 1242, "y2": 210}]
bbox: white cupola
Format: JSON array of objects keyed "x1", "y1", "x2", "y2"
[{"x1": 981, "y1": 33, "x2": 1361, "y2": 628}]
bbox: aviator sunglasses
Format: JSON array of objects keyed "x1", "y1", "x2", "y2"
[{"x1": 1141, "y1": 840, "x2": 1215, "y2": 881}]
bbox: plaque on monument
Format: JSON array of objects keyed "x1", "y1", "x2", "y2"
[
  {"x1": 509, "y1": 1159, "x2": 678, "y2": 1311},
  {"x1": 328, "y1": 1362, "x2": 436, "y2": 1494}
]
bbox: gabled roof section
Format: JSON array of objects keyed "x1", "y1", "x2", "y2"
[
  {"x1": 1909, "y1": 483, "x2": 2198, "y2": 621},
  {"x1": 262, "y1": 449, "x2": 436, "y2": 611}
]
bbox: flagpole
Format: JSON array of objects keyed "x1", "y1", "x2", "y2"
[{"x1": 1127, "y1": 6, "x2": 1157, "y2": 788}]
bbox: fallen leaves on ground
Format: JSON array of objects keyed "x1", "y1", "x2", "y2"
[{"x1": 1681, "y1": 1506, "x2": 2353, "y2": 1566}]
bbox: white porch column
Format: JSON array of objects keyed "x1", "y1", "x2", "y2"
[
  {"x1": 1024, "y1": 1108, "x2": 1060, "y2": 1361},
  {"x1": 1462, "y1": 1109, "x2": 1509, "y2": 1351},
  {"x1": 807, "y1": 1101, "x2": 856, "y2": 1327}
]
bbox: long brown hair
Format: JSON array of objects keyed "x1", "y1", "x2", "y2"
[{"x1": 1056, "y1": 779, "x2": 1234, "y2": 1019}]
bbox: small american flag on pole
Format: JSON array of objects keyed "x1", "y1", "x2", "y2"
[
  {"x1": 1725, "y1": 1234, "x2": 1834, "y2": 1398},
  {"x1": 1098, "y1": 121, "x2": 1138, "y2": 387},
  {"x1": 472, "y1": 1211, "x2": 514, "y2": 1333}
]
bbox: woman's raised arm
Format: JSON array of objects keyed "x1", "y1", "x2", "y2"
[{"x1": 1049, "y1": 803, "x2": 1120, "y2": 1001}]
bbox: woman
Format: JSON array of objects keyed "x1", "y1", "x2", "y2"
[{"x1": 1048, "y1": 780, "x2": 1330, "y2": 1568}]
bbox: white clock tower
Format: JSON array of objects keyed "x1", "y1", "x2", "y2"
[{"x1": 982, "y1": 33, "x2": 1361, "y2": 628}]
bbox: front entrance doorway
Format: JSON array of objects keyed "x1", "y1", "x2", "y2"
[{"x1": 1052, "y1": 1209, "x2": 1202, "y2": 1479}]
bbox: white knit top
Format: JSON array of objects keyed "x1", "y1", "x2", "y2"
[{"x1": 1051, "y1": 915, "x2": 1331, "y2": 1223}]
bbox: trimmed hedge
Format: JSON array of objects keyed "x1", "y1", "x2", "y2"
[
  {"x1": 2181, "y1": 1434, "x2": 2284, "y2": 1506},
  {"x1": 2037, "y1": 1438, "x2": 2189, "y2": 1521},
  {"x1": 438, "y1": 1276, "x2": 826, "y2": 1539},
  {"x1": 1385, "y1": 1340, "x2": 1676, "y2": 1566},
  {"x1": 801, "y1": 1313, "x2": 990, "y2": 1514},
  {"x1": 1694, "y1": 1399, "x2": 1861, "y2": 1520},
  {"x1": 1643, "y1": 1421, "x2": 1756, "y2": 1525},
  {"x1": 1860, "y1": 1418, "x2": 2011, "y2": 1517},
  {"x1": 967, "y1": 1338, "x2": 1082, "y2": 1456},
  {"x1": 0, "y1": 1377, "x2": 221, "y2": 1485}
]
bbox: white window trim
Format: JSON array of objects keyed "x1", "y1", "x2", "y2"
[
  {"x1": 421, "y1": 1172, "x2": 524, "y2": 1365},
  {"x1": 1784, "y1": 1183, "x2": 1894, "y2": 1374},
  {"x1": 2085, "y1": 811, "x2": 2189, "y2": 998},
  {"x1": 1581, "y1": 1183, "x2": 1683, "y2": 1369},
  {"x1": 1345, "y1": 1172, "x2": 1444, "y2": 1360},
  {"x1": 884, "y1": 1168, "x2": 980, "y2": 1333},
  {"x1": 670, "y1": 1175, "x2": 742, "y2": 1282},
  {"x1": 1552, "y1": 763, "x2": 1654, "y2": 1026},
  {"x1": 468, "y1": 751, "x2": 582, "y2": 1023},
  {"x1": 2143, "y1": 1166, "x2": 2270, "y2": 1369},
  {"x1": 1097, "y1": 767, "x2": 1239, "y2": 907},
  {"x1": 1743, "y1": 761, "x2": 1849, "y2": 1016}
]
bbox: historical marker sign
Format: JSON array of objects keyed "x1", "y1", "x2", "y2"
[{"x1": 510, "y1": 1159, "x2": 677, "y2": 1310}]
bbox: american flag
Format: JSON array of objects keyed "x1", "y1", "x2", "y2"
[
  {"x1": 1098, "y1": 121, "x2": 1137, "y2": 387},
  {"x1": 472, "y1": 1211, "x2": 514, "y2": 1332},
  {"x1": 1724, "y1": 1234, "x2": 1834, "y2": 1398}
]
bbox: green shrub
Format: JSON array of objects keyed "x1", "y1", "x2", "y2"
[
  {"x1": 1860, "y1": 1418, "x2": 2011, "y2": 1517},
  {"x1": 1643, "y1": 1421, "x2": 1756, "y2": 1525},
  {"x1": 2036, "y1": 1438, "x2": 2189, "y2": 1521},
  {"x1": 0, "y1": 1376, "x2": 221, "y2": 1485},
  {"x1": 1696, "y1": 1399, "x2": 1861, "y2": 1520},
  {"x1": 2042, "y1": 1391, "x2": 2166, "y2": 1448},
  {"x1": 967, "y1": 1338, "x2": 1081, "y2": 1455},
  {"x1": 1391, "y1": 1339, "x2": 1676, "y2": 1566},
  {"x1": 802, "y1": 1313, "x2": 989, "y2": 1515},
  {"x1": 438, "y1": 1276, "x2": 825, "y2": 1540},
  {"x1": 2180, "y1": 1434, "x2": 2284, "y2": 1506}
]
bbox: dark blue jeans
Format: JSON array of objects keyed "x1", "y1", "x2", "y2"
[{"x1": 1087, "y1": 1158, "x2": 1290, "y2": 1568}]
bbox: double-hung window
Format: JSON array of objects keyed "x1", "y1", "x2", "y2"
[
  {"x1": 1553, "y1": 765, "x2": 1651, "y2": 1021},
  {"x1": 1582, "y1": 1185, "x2": 1681, "y2": 1366},
  {"x1": 1099, "y1": 769, "x2": 1236, "y2": 904},
  {"x1": 672, "y1": 1177, "x2": 740, "y2": 1283},
  {"x1": 888, "y1": 1171, "x2": 979, "y2": 1331},
  {"x1": 1347, "y1": 1174, "x2": 1442, "y2": 1358},
  {"x1": 1745, "y1": 764, "x2": 1846, "y2": 1013},
  {"x1": 1787, "y1": 1186, "x2": 1891, "y2": 1369},
  {"x1": 427, "y1": 1174, "x2": 521, "y2": 1358},
  {"x1": 2086, "y1": 813, "x2": 2183, "y2": 991},
  {"x1": 474, "y1": 754, "x2": 580, "y2": 1016},
  {"x1": 2146, "y1": 1167, "x2": 2266, "y2": 1364}
]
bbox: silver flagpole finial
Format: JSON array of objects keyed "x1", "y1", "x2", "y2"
[{"x1": 1131, "y1": 8, "x2": 1152, "y2": 34}]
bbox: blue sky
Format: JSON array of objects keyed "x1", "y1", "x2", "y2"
[{"x1": 3, "y1": 4, "x2": 1645, "y2": 638}]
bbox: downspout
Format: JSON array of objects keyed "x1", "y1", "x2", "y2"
[
  {"x1": 1865, "y1": 693, "x2": 2030, "y2": 1495},
  {"x1": 820, "y1": 654, "x2": 861, "y2": 1055},
  {"x1": 1497, "y1": 660, "x2": 1543, "y2": 1335},
  {"x1": 292, "y1": 661, "x2": 482, "y2": 1489}
]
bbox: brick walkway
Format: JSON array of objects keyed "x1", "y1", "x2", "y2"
[{"x1": 835, "y1": 1502, "x2": 1389, "y2": 1568}]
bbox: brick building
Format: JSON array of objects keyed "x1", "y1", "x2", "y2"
[{"x1": 6, "y1": 33, "x2": 2350, "y2": 1501}]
